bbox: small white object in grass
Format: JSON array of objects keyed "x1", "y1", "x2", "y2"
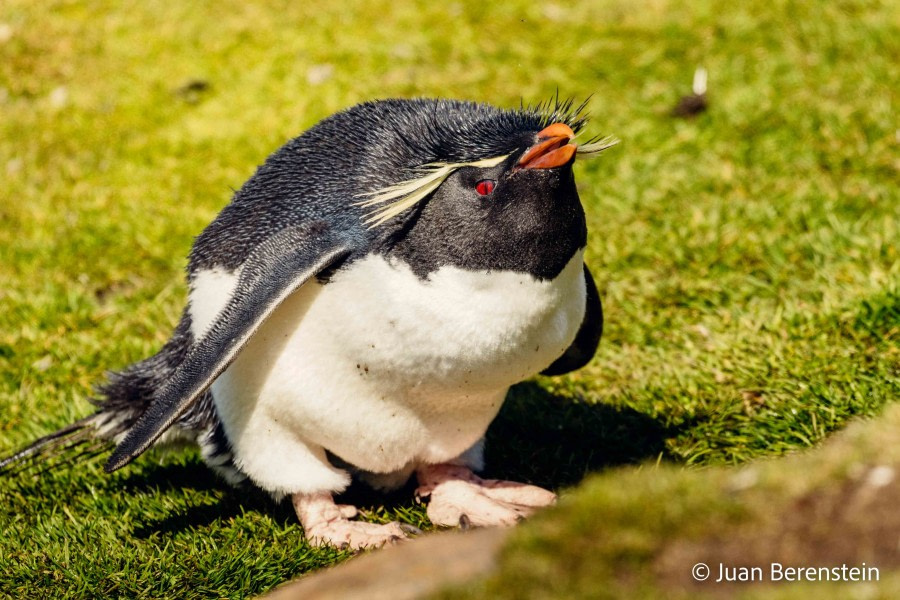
[
  {"x1": 693, "y1": 66, "x2": 708, "y2": 96},
  {"x1": 32, "y1": 355, "x2": 53, "y2": 372},
  {"x1": 543, "y1": 4, "x2": 565, "y2": 21},
  {"x1": 865, "y1": 465, "x2": 895, "y2": 488},
  {"x1": 306, "y1": 64, "x2": 334, "y2": 86},
  {"x1": 49, "y1": 86, "x2": 68, "y2": 108},
  {"x1": 0, "y1": 23, "x2": 12, "y2": 43}
]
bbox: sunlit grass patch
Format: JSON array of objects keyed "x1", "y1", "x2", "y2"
[{"x1": 0, "y1": 0, "x2": 896, "y2": 597}]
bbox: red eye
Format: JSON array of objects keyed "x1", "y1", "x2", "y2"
[{"x1": 475, "y1": 179, "x2": 496, "y2": 196}]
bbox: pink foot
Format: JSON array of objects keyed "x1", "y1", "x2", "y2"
[
  {"x1": 416, "y1": 464, "x2": 557, "y2": 528},
  {"x1": 292, "y1": 492, "x2": 407, "y2": 550}
]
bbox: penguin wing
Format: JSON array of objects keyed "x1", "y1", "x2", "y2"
[
  {"x1": 106, "y1": 223, "x2": 353, "y2": 472},
  {"x1": 541, "y1": 264, "x2": 603, "y2": 376}
]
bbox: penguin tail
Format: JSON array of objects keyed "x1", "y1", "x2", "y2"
[
  {"x1": 0, "y1": 415, "x2": 112, "y2": 477},
  {"x1": 1, "y1": 312, "x2": 199, "y2": 478},
  {"x1": 0, "y1": 353, "x2": 178, "y2": 477}
]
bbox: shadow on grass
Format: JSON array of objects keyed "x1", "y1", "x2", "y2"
[
  {"x1": 126, "y1": 380, "x2": 674, "y2": 538},
  {"x1": 126, "y1": 466, "x2": 292, "y2": 538},
  {"x1": 483, "y1": 381, "x2": 674, "y2": 489},
  {"x1": 120, "y1": 460, "x2": 226, "y2": 495}
]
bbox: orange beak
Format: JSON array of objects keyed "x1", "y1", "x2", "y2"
[{"x1": 517, "y1": 123, "x2": 577, "y2": 169}]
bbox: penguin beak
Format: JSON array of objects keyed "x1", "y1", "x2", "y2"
[{"x1": 517, "y1": 123, "x2": 577, "y2": 170}]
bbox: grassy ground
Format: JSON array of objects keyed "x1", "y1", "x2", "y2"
[
  {"x1": 0, "y1": 0, "x2": 897, "y2": 598},
  {"x1": 441, "y1": 403, "x2": 900, "y2": 599}
]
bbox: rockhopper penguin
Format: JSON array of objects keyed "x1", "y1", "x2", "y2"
[{"x1": 1, "y1": 98, "x2": 616, "y2": 549}]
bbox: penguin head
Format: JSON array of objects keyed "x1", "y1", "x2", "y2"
[{"x1": 351, "y1": 98, "x2": 616, "y2": 279}]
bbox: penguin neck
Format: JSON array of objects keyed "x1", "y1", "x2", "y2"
[{"x1": 379, "y1": 206, "x2": 587, "y2": 281}]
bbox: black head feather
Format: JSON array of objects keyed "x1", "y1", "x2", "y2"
[{"x1": 189, "y1": 97, "x2": 606, "y2": 276}]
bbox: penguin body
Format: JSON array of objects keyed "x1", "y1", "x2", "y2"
[
  {"x1": 202, "y1": 249, "x2": 587, "y2": 496},
  {"x1": 2, "y1": 97, "x2": 615, "y2": 547}
]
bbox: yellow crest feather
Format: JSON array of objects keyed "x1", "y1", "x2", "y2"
[
  {"x1": 575, "y1": 136, "x2": 619, "y2": 156},
  {"x1": 355, "y1": 154, "x2": 509, "y2": 228}
]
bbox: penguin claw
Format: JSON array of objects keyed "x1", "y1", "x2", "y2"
[
  {"x1": 459, "y1": 514, "x2": 471, "y2": 531},
  {"x1": 416, "y1": 464, "x2": 556, "y2": 529},
  {"x1": 399, "y1": 523, "x2": 424, "y2": 536}
]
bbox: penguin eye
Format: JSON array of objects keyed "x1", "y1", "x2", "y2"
[{"x1": 474, "y1": 179, "x2": 496, "y2": 196}]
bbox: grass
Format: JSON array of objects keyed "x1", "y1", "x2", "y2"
[
  {"x1": 0, "y1": 0, "x2": 897, "y2": 597},
  {"x1": 442, "y1": 403, "x2": 900, "y2": 600}
]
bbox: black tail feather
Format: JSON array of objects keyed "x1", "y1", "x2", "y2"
[
  {"x1": 0, "y1": 415, "x2": 107, "y2": 476},
  {"x1": 16, "y1": 439, "x2": 112, "y2": 480}
]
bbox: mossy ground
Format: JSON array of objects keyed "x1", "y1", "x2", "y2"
[
  {"x1": 0, "y1": 0, "x2": 897, "y2": 598},
  {"x1": 442, "y1": 405, "x2": 900, "y2": 600}
]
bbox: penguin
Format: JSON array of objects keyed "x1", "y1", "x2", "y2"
[{"x1": 1, "y1": 97, "x2": 616, "y2": 549}]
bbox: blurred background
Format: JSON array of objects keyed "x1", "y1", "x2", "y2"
[{"x1": 0, "y1": 0, "x2": 897, "y2": 598}]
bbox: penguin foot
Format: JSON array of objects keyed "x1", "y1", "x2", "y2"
[
  {"x1": 415, "y1": 464, "x2": 556, "y2": 528},
  {"x1": 292, "y1": 491, "x2": 407, "y2": 550}
]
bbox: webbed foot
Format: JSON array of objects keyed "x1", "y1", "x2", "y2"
[
  {"x1": 292, "y1": 491, "x2": 407, "y2": 550},
  {"x1": 416, "y1": 464, "x2": 556, "y2": 528}
]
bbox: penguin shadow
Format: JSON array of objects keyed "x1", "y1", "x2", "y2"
[
  {"x1": 333, "y1": 380, "x2": 677, "y2": 511},
  {"x1": 126, "y1": 381, "x2": 674, "y2": 538},
  {"x1": 481, "y1": 381, "x2": 674, "y2": 489},
  {"x1": 122, "y1": 461, "x2": 288, "y2": 539}
]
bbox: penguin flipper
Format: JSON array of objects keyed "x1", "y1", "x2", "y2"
[
  {"x1": 541, "y1": 264, "x2": 603, "y2": 376},
  {"x1": 105, "y1": 224, "x2": 352, "y2": 472}
]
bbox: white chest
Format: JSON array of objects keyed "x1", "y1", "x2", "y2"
[
  {"x1": 192, "y1": 250, "x2": 587, "y2": 482},
  {"x1": 313, "y1": 250, "x2": 587, "y2": 392}
]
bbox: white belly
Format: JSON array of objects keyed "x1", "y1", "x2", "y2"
[{"x1": 195, "y1": 250, "x2": 586, "y2": 494}]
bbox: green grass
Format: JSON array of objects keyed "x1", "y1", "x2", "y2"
[
  {"x1": 443, "y1": 403, "x2": 900, "y2": 600},
  {"x1": 0, "y1": 0, "x2": 897, "y2": 597}
]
